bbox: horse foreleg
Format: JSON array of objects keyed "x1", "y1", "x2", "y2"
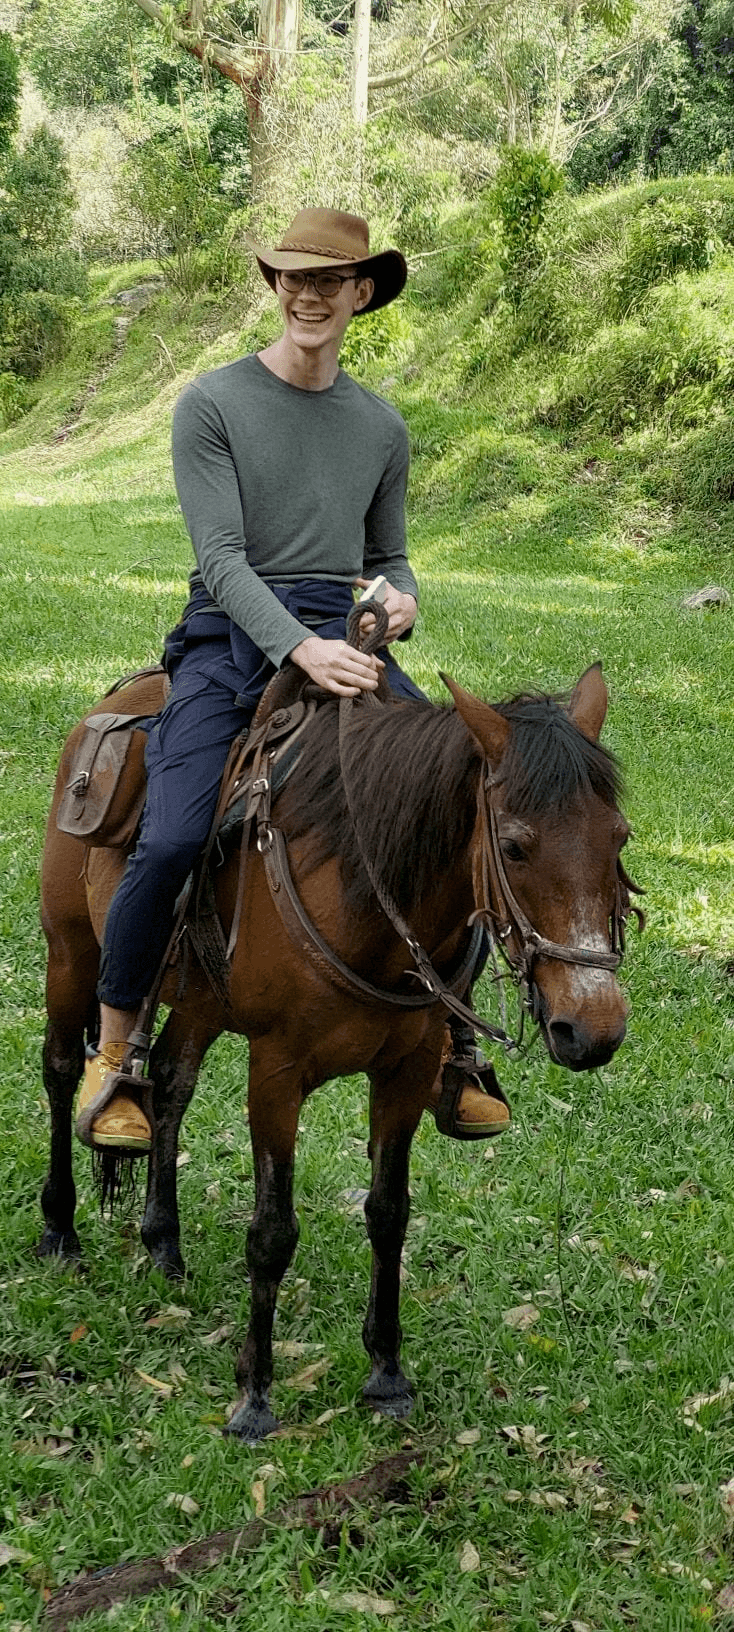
[
  {"x1": 226, "y1": 1049, "x2": 301, "y2": 1443},
  {"x1": 362, "y1": 1052, "x2": 432, "y2": 1420},
  {"x1": 140, "y1": 1013, "x2": 216, "y2": 1280}
]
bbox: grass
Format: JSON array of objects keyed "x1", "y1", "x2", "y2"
[{"x1": 1, "y1": 191, "x2": 734, "y2": 1629}]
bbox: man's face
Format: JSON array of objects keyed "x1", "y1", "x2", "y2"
[{"x1": 275, "y1": 268, "x2": 374, "y2": 354}]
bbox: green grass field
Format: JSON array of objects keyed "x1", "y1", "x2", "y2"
[{"x1": 1, "y1": 222, "x2": 734, "y2": 1630}]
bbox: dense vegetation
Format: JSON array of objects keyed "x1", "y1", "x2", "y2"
[{"x1": 0, "y1": 0, "x2": 733, "y2": 1627}]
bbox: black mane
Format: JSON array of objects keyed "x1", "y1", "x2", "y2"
[{"x1": 274, "y1": 690, "x2": 621, "y2": 918}]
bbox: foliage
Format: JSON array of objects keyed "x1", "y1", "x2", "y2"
[
  {"x1": 0, "y1": 30, "x2": 20, "y2": 159},
  {"x1": 120, "y1": 132, "x2": 234, "y2": 296},
  {"x1": 0, "y1": 369, "x2": 28, "y2": 427},
  {"x1": 493, "y1": 145, "x2": 564, "y2": 300},
  {"x1": 607, "y1": 196, "x2": 724, "y2": 317},
  {"x1": 0, "y1": 124, "x2": 76, "y2": 247},
  {"x1": 338, "y1": 298, "x2": 412, "y2": 373}
]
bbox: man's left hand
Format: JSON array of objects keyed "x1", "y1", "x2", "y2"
[{"x1": 352, "y1": 579, "x2": 417, "y2": 643}]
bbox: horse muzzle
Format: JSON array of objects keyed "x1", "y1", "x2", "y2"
[{"x1": 532, "y1": 985, "x2": 628, "y2": 1072}]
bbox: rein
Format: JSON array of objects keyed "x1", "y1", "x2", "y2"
[{"x1": 333, "y1": 604, "x2": 637, "y2": 1048}]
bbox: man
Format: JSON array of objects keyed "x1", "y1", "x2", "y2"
[{"x1": 76, "y1": 208, "x2": 509, "y2": 1153}]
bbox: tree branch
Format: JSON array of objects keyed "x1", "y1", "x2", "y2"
[
  {"x1": 130, "y1": 0, "x2": 260, "y2": 88},
  {"x1": 367, "y1": 0, "x2": 497, "y2": 91}
]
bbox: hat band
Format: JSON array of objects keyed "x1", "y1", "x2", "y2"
[{"x1": 276, "y1": 240, "x2": 366, "y2": 259}]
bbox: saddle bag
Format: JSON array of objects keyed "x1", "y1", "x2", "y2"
[{"x1": 56, "y1": 711, "x2": 150, "y2": 848}]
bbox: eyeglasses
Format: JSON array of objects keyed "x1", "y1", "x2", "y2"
[{"x1": 277, "y1": 269, "x2": 357, "y2": 298}]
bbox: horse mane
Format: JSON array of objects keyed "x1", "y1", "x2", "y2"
[{"x1": 274, "y1": 689, "x2": 622, "y2": 917}]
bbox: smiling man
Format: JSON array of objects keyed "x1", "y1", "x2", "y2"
[{"x1": 76, "y1": 208, "x2": 509, "y2": 1155}]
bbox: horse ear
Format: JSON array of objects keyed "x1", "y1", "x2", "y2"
[
  {"x1": 439, "y1": 672, "x2": 511, "y2": 764},
  {"x1": 567, "y1": 662, "x2": 608, "y2": 741}
]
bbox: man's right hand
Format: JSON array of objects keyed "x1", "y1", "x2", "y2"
[{"x1": 290, "y1": 635, "x2": 384, "y2": 696}]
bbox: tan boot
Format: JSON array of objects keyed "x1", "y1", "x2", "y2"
[
  {"x1": 431, "y1": 1049, "x2": 512, "y2": 1141},
  {"x1": 76, "y1": 1042, "x2": 152, "y2": 1153}
]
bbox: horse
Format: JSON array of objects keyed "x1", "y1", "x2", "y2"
[{"x1": 38, "y1": 658, "x2": 640, "y2": 1442}]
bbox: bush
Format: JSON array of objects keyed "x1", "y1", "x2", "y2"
[
  {"x1": 0, "y1": 125, "x2": 76, "y2": 247},
  {"x1": 548, "y1": 283, "x2": 731, "y2": 435},
  {"x1": 606, "y1": 196, "x2": 723, "y2": 317},
  {"x1": 338, "y1": 300, "x2": 412, "y2": 375},
  {"x1": 493, "y1": 146, "x2": 564, "y2": 299},
  {"x1": 120, "y1": 134, "x2": 232, "y2": 297},
  {"x1": 0, "y1": 31, "x2": 19, "y2": 159},
  {"x1": 0, "y1": 369, "x2": 28, "y2": 427},
  {"x1": 0, "y1": 288, "x2": 75, "y2": 378}
]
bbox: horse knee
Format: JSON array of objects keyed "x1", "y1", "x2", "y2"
[
  {"x1": 364, "y1": 1183, "x2": 409, "y2": 1259},
  {"x1": 247, "y1": 1203, "x2": 298, "y2": 1284}
]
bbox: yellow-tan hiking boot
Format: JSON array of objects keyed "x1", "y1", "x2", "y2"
[
  {"x1": 431, "y1": 1051, "x2": 512, "y2": 1142},
  {"x1": 75, "y1": 1042, "x2": 151, "y2": 1154}
]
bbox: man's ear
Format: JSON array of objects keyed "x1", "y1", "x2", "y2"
[{"x1": 353, "y1": 276, "x2": 374, "y2": 312}]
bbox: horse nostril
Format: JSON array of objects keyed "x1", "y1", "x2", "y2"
[
  {"x1": 547, "y1": 1014, "x2": 626, "y2": 1071},
  {"x1": 548, "y1": 1019, "x2": 577, "y2": 1058}
]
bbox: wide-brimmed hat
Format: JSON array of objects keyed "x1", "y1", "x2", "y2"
[{"x1": 244, "y1": 208, "x2": 407, "y2": 314}]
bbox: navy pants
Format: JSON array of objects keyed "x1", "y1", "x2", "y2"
[{"x1": 97, "y1": 621, "x2": 425, "y2": 1010}]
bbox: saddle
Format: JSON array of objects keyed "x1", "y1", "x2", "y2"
[{"x1": 56, "y1": 661, "x2": 317, "y2": 855}]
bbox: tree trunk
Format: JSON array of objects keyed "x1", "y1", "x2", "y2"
[{"x1": 353, "y1": 0, "x2": 371, "y2": 126}]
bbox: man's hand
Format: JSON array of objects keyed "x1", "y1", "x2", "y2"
[
  {"x1": 290, "y1": 635, "x2": 384, "y2": 696},
  {"x1": 352, "y1": 578, "x2": 417, "y2": 643}
]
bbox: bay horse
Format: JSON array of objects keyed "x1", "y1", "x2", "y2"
[{"x1": 38, "y1": 659, "x2": 638, "y2": 1442}]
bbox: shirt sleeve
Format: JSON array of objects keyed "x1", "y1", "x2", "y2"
[
  {"x1": 362, "y1": 413, "x2": 418, "y2": 606},
  {"x1": 172, "y1": 383, "x2": 311, "y2": 668}
]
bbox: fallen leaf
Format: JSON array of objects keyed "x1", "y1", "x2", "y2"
[
  {"x1": 181, "y1": 1454, "x2": 194, "y2": 1468},
  {"x1": 314, "y1": 1406, "x2": 349, "y2": 1426},
  {"x1": 683, "y1": 1377, "x2": 734, "y2": 1429},
  {"x1": 145, "y1": 1306, "x2": 191, "y2": 1329},
  {"x1": 455, "y1": 1427, "x2": 481, "y2": 1446},
  {"x1": 176, "y1": 1151, "x2": 192, "y2": 1167},
  {"x1": 306, "y1": 1589, "x2": 396, "y2": 1615},
  {"x1": 569, "y1": 1398, "x2": 589, "y2": 1414},
  {"x1": 459, "y1": 1540, "x2": 481, "y2": 1573},
  {"x1": 717, "y1": 1583, "x2": 734, "y2": 1611},
  {"x1": 721, "y1": 1477, "x2": 734, "y2": 1518},
  {"x1": 500, "y1": 1424, "x2": 550, "y2": 1459},
  {"x1": 201, "y1": 1323, "x2": 235, "y2": 1346},
  {"x1": 502, "y1": 1303, "x2": 540, "y2": 1330},
  {"x1": 251, "y1": 1479, "x2": 266, "y2": 1516},
  {"x1": 165, "y1": 1493, "x2": 199, "y2": 1516},
  {"x1": 503, "y1": 1489, "x2": 524, "y2": 1502},
  {"x1": 528, "y1": 1490, "x2": 568, "y2": 1510},
  {"x1": 620, "y1": 1505, "x2": 640, "y2": 1524},
  {"x1": 272, "y1": 1340, "x2": 323, "y2": 1357},
  {"x1": 69, "y1": 1324, "x2": 88, "y2": 1344},
  {"x1": 135, "y1": 1369, "x2": 174, "y2": 1396},
  {"x1": 0, "y1": 1544, "x2": 33, "y2": 1567},
  {"x1": 285, "y1": 1357, "x2": 332, "y2": 1390}
]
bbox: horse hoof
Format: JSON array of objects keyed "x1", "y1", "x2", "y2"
[
  {"x1": 362, "y1": 1366, "x2": 414, "y2": 1419},
  {"x1": 224, "y1": 1400, "x2": 280, "y2": 1443},
  {"x1": 37, "y1": 1226, "x2": 82, "y2": 1264},
  {"x1": 150, "y1": 1248, "x2": 186, "y2": 1282}
]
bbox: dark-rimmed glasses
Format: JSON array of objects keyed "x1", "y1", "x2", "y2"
[{"x1": 277, "y1": 269, "x2": 357, "y2": 298}]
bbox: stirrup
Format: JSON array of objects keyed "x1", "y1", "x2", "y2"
[{"x1": 435, "y1": 1054, "x2": 512, "y2": 1142}]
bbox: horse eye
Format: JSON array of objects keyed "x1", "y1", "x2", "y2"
[{"x1": 501, "y1": 840, "x2": 526, "y2": 863}]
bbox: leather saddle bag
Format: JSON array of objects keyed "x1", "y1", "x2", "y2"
[{"x1": 56, "y1": 711, "x2": 150, "y2": 849}]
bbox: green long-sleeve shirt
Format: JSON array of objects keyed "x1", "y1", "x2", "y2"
[{"x1": 172, "y1": 353, "x2": 417, "y2": 667}]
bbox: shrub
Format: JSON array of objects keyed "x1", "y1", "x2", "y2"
[
  {"x1": 0, "y1": 30, "x2": 19, "y2": 159},
  {"x1": 606, "y1": 197, "x2": 723, "y2": 318},
  {"x1": 0, "y1": 288, "x2": 75, "y2": 378},
  {"x1": 338, "y1": 300, "x2": 412, "y2": 375},
  {"x1": 0, "y1": 125, "x2": 76, "y2": 248},
  {"x1": 120, "y1": 134, "x2": 232, "y2": 297},
  {"x1": 493, "y1": 146, "x2": 564, "y2": 299},
  {"x1": 0, "y1": 369, "x2": 28, "y2": 427}
]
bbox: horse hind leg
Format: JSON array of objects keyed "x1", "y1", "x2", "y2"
[{"x1": 140, "y1": 1010, "x2": 218, "y2": 1281}]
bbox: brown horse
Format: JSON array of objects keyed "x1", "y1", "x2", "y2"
[{"x1": 39, "y1": 661, "x2": 638, "y2": 1441}]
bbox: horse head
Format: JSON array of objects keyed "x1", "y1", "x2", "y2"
[{"x1": 443, "y1": 663, "x2": 640, "y2": 1072}]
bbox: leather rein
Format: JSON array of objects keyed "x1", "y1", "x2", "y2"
[{"x1": 250, "y1": 604, "x2": 639, "y2": 1054}]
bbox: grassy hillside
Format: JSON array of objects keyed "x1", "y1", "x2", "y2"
[{"x1": 1, "y1": 180, "x2": 734, "y2": 1630}]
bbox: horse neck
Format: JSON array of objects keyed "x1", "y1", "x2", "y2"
[{"x1": 346, "y1": 703, "x2": 480, "y2": 949}]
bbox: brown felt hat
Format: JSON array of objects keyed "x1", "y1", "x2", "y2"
[{"x1": 245, "y1": 207, "x2": 407, "y2": 314}]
